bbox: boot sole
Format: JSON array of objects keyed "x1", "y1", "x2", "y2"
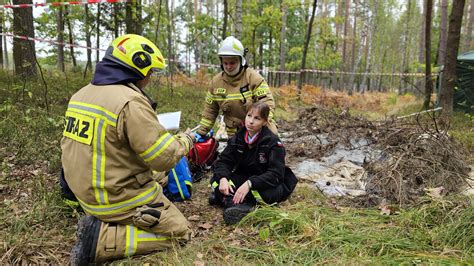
[{"x1": 223, "y1": 207, "x2": 252, "y2": 225}]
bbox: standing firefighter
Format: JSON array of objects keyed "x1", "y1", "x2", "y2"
[
  {"x1": 195, "y1": 36, "x2": 277, "y2": 141},
  {"x1": 61, "y1": 34, "x2": 195, "y2": 264}
]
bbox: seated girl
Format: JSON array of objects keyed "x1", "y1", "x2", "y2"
[{"x1": 209, "y1": 102, "x2": 298, "y2": 224}]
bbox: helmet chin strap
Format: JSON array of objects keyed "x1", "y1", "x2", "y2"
[{"x1": 224, "y1": 66, "x2": 242, "y2": 76}]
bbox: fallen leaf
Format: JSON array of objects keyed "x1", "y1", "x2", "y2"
[
  {"x1": 188, "y1": 215, "x2": 201, "y2": 221},
  {"x1": 425, "y1": 186, "x2": 444, "y2": 199},
  {"x1": 198, "y1": 223, "x2": 213, "y2": 230},
  {"x1": 196, "y1": 252, "x2": 203, "y2": 259},
  {"x1": 194, "y1": 261, "x2": 205, "y2": 266},
  {"x1": 379, "y1": 205, "x2": 392, "y2": 215}
]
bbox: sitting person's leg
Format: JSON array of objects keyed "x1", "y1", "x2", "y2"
[
  {"x1": 72, "y1": 189, "x2": 191, "y2": 263},
  {"x1": 209, "y1": 173, "x2": 248, "y2": 208}
]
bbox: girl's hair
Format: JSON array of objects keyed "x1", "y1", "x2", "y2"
[{"x1": 247, "y1": 102, "x2": 270, "y2": 121}]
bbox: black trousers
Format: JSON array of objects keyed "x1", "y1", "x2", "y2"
[{"x1": 210, "y1": 167, "x2": 297, "y2": 207}]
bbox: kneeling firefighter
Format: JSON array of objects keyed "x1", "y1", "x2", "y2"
[{"x1": 61, "y1": 34, "x2": 195, "y2": 264}]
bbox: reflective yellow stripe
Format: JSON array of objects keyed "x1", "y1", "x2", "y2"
[
  {"x1": 184, "y1": 180, "x2": 192, "y2": 187},
  {"x1": 269, "y1": 110, "x2": 274, "y2": 120},
  {"x1": 199, "y1": 118, "x2": 214, "y2": 128},
  {"x1": 205, "y1": 92, "x2": 214, "y2": 104},
  {"x1": 255, "y1": 82, "x2": 270, "y2": 97},
  {"x1": 212, "y1": 181, "x2": 219, "y2": 189},
  {"x1": 78, "y1": 183, "x2": 159, "y2": 216},
  {"x1": 228, "y1": 179, "x2": 235, "y2": 188},
  {"x1": 68, "y1": 101, "x2": 117, "y2": 126},
  {"x1": 137, "y1": 229, "x2": 168, "y2": 242},
  {"x1": 125, "y1": 225, "x2": 138, "y2": 256},
  {"x1": 226, "y1": 128, "x2": 237, "y2": 134},
  {"x1": 251, "y1": 190, "x2": 264, "y2": 203},
  {"x1": 140, "y1": 133, "x2": 175, "y2": 162},
  {"x1": 172, "y1": 168, "x2": 185, "y2": 200},
  {"x1": 207, "y1": 91, "x2": 253, "y2": 101},
  {"x1": 92, "y1": 119, "x2": 109, "y2": 204}
]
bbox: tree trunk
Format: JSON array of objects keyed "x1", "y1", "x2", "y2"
[
  {"x1": 279, "y1": 0, "x2": 288, "y2": 86},
  {"x1": 463, "y1": 0, "x2": 474, "y2": 52},
  {"x1": 349, "y1": 0, "x2": 368, "y2": 95},
  {"x1": 361, "y1": 0, "x2": 377, "y2": 93},
  {"x1": 95, "y1": 4, "x2": 101, "y2": 64},
  {"x1": 193, "y1": 0, "x2": 202, "y2": 70},
  {"x1": 298, "y1": 0, "x2": 318, "y2": 93},
  {"x1": 166, "y1": 0, "x2": 174, "y2": 92},
  {"x1": 423, "y1": 0, "x2": 434, "y2": 109},
  {"x1": 335, "y1": 0, "x2": 343, "y2": 54},
  {"x1": 154, "y1": 0, "x2": 163, "y2": 44},
  {"x1": 12, "y1": 0, "x2": 36, "y2": 78},
  {"x1": 437, "y1": 0, "x2": 448, "y2": 66},
  {"x1": 113, "y1": 3, "x2": 120, "y2": 38},
  {"x1": 0, "y1": 12, "x2": 4, "y2": 68},
  {"x1": 222, "y1": 0, "x2": 228, "y2": 39},
  {"x1": 235, "y1": 0, "x2": 242, "y2": 39},
  {"x1": 342, "y1": 0, "x2": 350, "y2": 69},
  {"x1": 126, "y1": 0, "x2": 142, "y2": 35},
  {"x1": 439, "y1": 0, "x2": 466, "y2": 116},
  {"x1": 400, "y1": 0, "x2": 412, "y2": 94},
  {"x1": 2, "y1": 11, "x2": 8, "y2": 70},
  {"x1": 65, "y1": 6, "x2": 77, "y2": 68},
  {"x1": 57, "y1": 6, "x2": 65, "y2": 72},
  {"x1": 84, "y1": 5, "x2": 92, "y2": 75},
  {"x1": 419, "y1": 0, "x2": 426, "y2": 64}
]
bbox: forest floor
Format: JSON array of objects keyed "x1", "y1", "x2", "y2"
[{"x1": 1, "y1": 77, "x2": 473, "y2": 264}]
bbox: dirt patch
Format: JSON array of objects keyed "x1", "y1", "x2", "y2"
[{"x1": 279, "y1": 106, "x2": 471, "y2": 205}]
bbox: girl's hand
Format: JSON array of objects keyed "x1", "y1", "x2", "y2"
[
  {"x1": 233, "y1": 181, "x2": 250, "y2": 204},
  {"x1": 219, "y1": 178, "x2": 234, "y2": 195}
]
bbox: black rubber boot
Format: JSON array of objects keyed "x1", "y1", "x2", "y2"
[
  {"x1": 223, "y1": 204, "x2": 255, "y2": 225},
  {"x1": 208, "y1": 192, "x2": 218, "y2": 206},
  {"x1": 70, "y1": 216, "x2": 100, "y2": 266}
]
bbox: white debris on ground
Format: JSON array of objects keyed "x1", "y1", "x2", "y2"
[
  {"x1": 461, "y1": 165, "x2": 474, "y2": 197},
  {"x1": 284, "y1": 133, "x2": 383, "y2": 198}
]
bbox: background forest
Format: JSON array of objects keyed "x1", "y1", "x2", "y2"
[{"x1": 2, "y1": 0, "x2": 473, "y2": 94}]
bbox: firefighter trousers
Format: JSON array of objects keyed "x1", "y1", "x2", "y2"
[{"x1": 92, "y1": 188, "x2": 192, "y2": 262}]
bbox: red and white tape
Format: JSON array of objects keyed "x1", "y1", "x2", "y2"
[
  {"x1": 0, "y1": 0, "x2": 130, "y2": 9},
  {"x1": 0, "y1": 32, "x2": 436, "y2": 77}
]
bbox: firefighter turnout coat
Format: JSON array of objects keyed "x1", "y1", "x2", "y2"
[
  {"x1": 61, "y1": 82, "x2": 193, "y2": 261},
  {"x1": 197, "y1": 67, "x2": 277, "y2": 137}
]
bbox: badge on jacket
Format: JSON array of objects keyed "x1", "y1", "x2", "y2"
[{"x1": 258, "y1": 152, "x2": 267, "y2": 164}]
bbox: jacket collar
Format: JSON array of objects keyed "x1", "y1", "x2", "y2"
[{"x1": 221, "y1": 66, "x2": 247, "y2": 87}]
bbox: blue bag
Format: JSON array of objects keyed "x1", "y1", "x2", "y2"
[{"x1": 164, "y1": 157, "x2": 193, "y2": 201}]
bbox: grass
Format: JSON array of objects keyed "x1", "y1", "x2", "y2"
[{"x1": 0, "y1": 70, "x2": 472, "y2": 264}]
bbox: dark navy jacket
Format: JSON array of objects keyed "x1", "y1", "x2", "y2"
[{"x1": 214, "y1": 126, "x2": 286, "y2": 190}]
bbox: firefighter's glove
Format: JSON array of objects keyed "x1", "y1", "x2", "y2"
[
  {"x1": 193, "y1": 132, "x2": 207, "y2": 143},
  {"x1": 193, "y1": 129, "x2": 214, "y2": 143},
  {"x1": 133, "y1": 203, "x2": 164, "y2": 228}
]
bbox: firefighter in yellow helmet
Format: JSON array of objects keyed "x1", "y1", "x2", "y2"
[
  {"x1": 195, "y1": 36, "x2": 277, "y2": 140},
  {"x1": 61, "y1": 34, "x2": 195, "y2": 264}
]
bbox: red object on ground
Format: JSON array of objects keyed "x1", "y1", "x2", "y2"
[{"x1": 188, "y1": 137, "x2": 218, "y2": 166}]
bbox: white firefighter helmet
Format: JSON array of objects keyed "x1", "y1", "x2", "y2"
[{"x1": 218, "y1": 36, "x2": 247, "y2": 67}]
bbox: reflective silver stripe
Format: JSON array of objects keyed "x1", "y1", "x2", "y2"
[
  {"x1": 78, "y1": 184, "x2": 159, "y2": 215},
  {"x1": 140, "y1": 133, "x2": 174, "y2": 162},
  {"x1": 68, "y1": 103, "x2": 117, "y2": 125},
  {"x1": 95, "y1": 119, "x2": 107, "y2": 204},
  {"x1": 125, "y1": 225, "x2": 137, "y2": 256}
]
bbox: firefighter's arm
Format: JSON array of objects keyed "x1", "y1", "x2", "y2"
[
  {"x1": 119, "y1": 98, "x2": 193, "y2": 172},
  {"x1": 253, "y1": 80, "x2": 276, "y2": 122},
  {"x1": 196, "y1": 88, "x2": 219, "y2": 136},
  {"x1": 248, "y1": 144, "x2": 285, "y2": 190}
]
